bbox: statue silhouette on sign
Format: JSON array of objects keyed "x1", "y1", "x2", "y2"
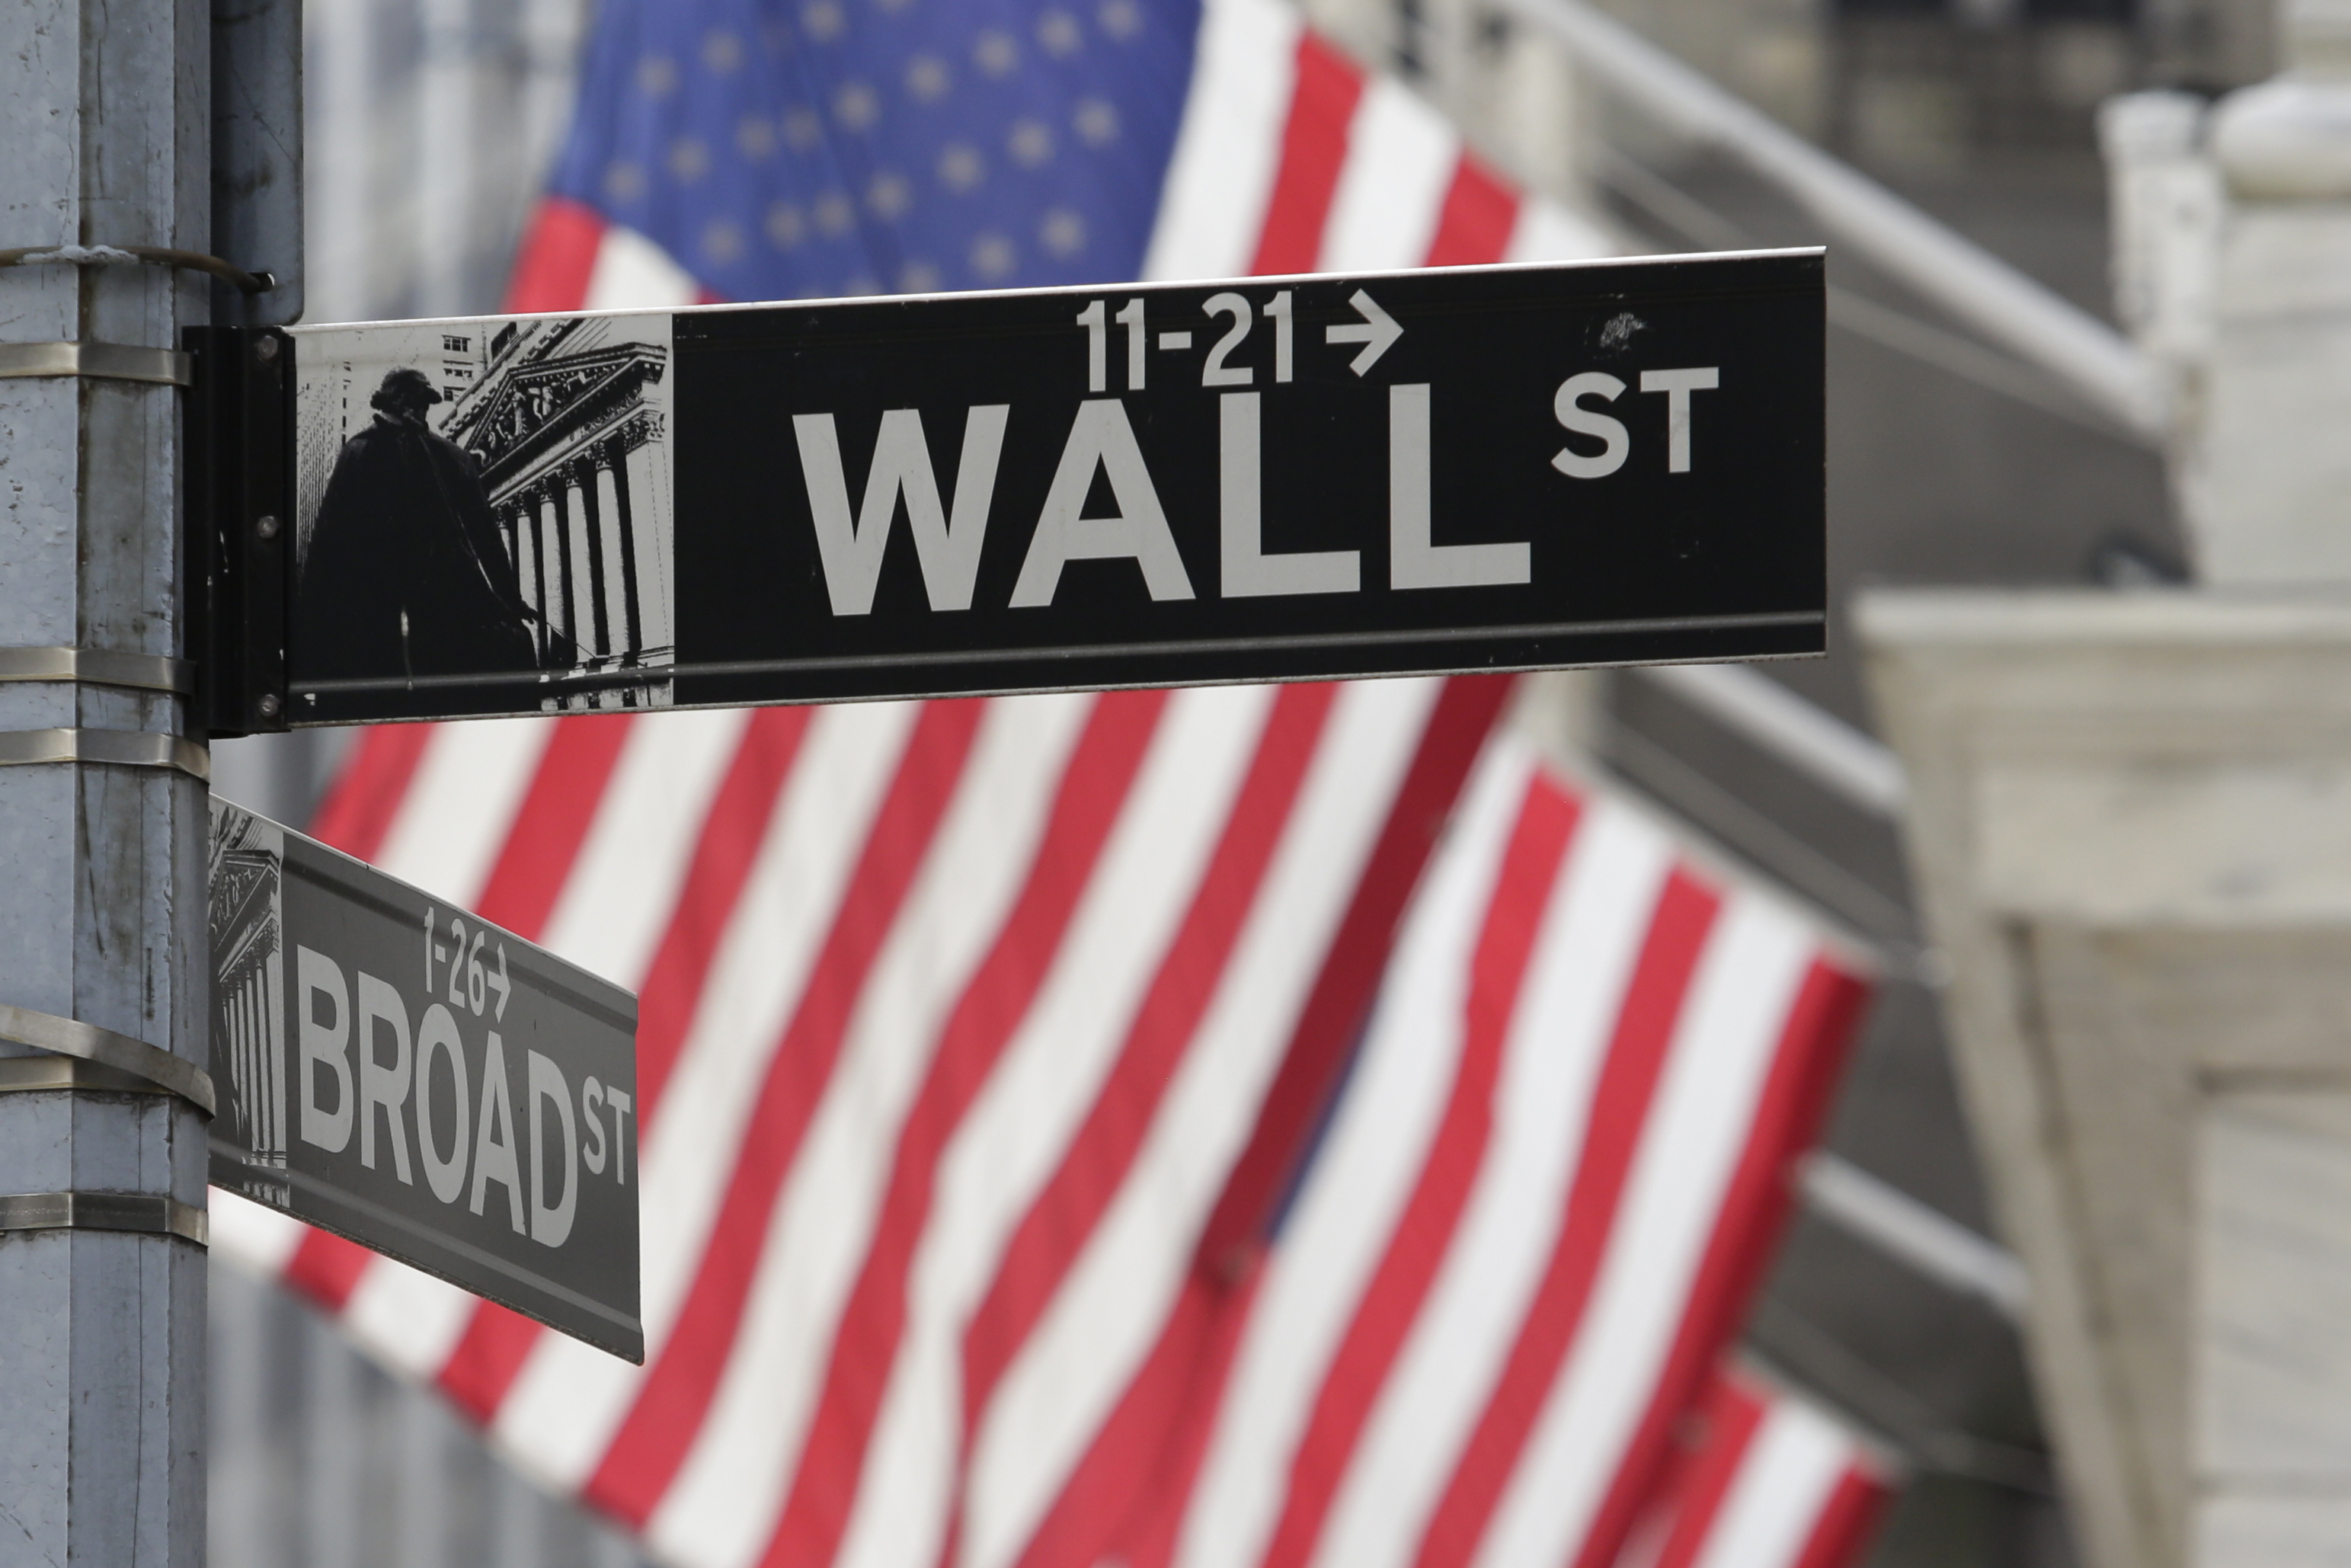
[{"x1": 296, "y1": 368, "x2": 550, "y2": 686}]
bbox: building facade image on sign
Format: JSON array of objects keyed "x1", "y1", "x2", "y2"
[
  {"x1": 270, "y1": 250, "x2": 1824, "y2": 726},
  {"x1": 207, "y1": 798, "x2": 645, "y2": 1362},
  {"x1": 289, "y1": 313, "x2": 679, "y2": 719}
]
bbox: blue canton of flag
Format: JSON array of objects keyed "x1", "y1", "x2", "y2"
[{"x1": 545, "y1": 0, "x2": 1203, "y2": 301}]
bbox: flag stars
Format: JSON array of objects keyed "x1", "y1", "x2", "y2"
[
  {"x1": 1041, "y1": 209, "x2": 1086, "y2": 256},
  {"x1": 702, "y1": 30, "x2": 744, "y2": 73},
  {"x1": 784, "y1": 107, "x2": 824, "y2": 151},
  {"x1": 900, "y1": 260, "x2": 942, "y2": 292},
  {"x1": 1073, "y1": 98, "x2": 1118, "y2": 146},
  {"x1": 1008, "y1": 118, "x2": 1055, "y2": 168},
  {"x1": 971, "y1": 232, "x2": 1016, "y2": 280},
  {"x1": 737, "y1": 115, "x2": 777, "y2": 158},
  {"x1": 867, "y1": 172, "x2": 912, "y2": 219},
  {"x1": 603, "y1": 161, "x2": 645, "y2": 203},
  {"x1": 834, "y1": 80, "x2": 881, "y2": 130},
  {"x1": 669, "y1": 136, "x2": 711, "y2": 181},
  {"x1": 906, "y1": 55, "x2": 951, "y2": 102},
  {"x1": 702, "y1": 219, "x2": 746, "y2": 264},
  {"x1": 801, "y1": 0, "x2": 846, "y2": 40},
  {"x1": 767, "y1": 202, "x2": 806, "y2": 248},
  {"x1": 1098, "y1": 0, "x2": 1144, "y2": 37},
  {"x1": 974, "y1": 30, "x2": 1019, "y2": 76},
  {"x1": 937, "y1": 142, "x2": 985, "y2": 191},
  {"x1": 814, "y1": 191, "x2": 856, "y2": 235},
  {"x1": 1038, "y1": 10, "x2": 1083, "y2": 56},
  {"x1": 636, "y1": 55, "x2": 680, "y2": 97}
]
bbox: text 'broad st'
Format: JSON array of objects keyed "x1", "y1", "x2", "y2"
[{"x1": 210, "y1": 799, "x2": 642, "y2": 1360}]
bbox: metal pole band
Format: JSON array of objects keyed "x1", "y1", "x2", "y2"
[
  {"x1": 0, "y1": 728, "x2": 210, "y2": 782},
  {"x1": 0, "y1": 341, "x2": 193, "y2": 387},
  {"x1": 0, "y1": 1002, "x2": 216, "y2": 1118},
  {"x1": 0, "y1": 243, "x2": 273, "y2": 295},
  {"x1": 0, "y1": 647, "x2": 195, "y2": 696},
  {"x1": 0, "y1": 1192, "x2": 208, "y2": 1246}
]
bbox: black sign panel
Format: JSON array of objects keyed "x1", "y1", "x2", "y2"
[
  {"x1": 275, "y1": 250, "x2": 1821, "y2": 725},
  {"x1": 208, "y1": 800, "x2": 642, "y2": 1361}
]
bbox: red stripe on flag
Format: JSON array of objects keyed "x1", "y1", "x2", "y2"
[
  {"x1": 1199, "y1": 675, "x2": 1513, "y2": 1278},
  {"x1": 1412, "y1": 869, "x2": 1723, "y2": 1568},
  {"x1": 638, "y1": 708, "x2": 814, "y2": 1118},
  {"x1": 1255, "y1": 776, "x2": 1583, "y2": 1568},
  {"x1": 283, "y1": 1229, "x2": 377, "y2": 1311},
  {"x1": 1790, "y1": 1467, "x2": 1892, "y2": 1568},
  {"x1": 586, "y1": 699, "x2": 986, "y2": 1526},
  {"x1": 761, "y1": 690, "x2": 1172, "y2": 1568},
  {"x1": 1249, "y1": 34, "x2": 1366, "y2": 276},
  {"x1": 471, "y1": 715, "x2": 635, "y2": 938},
  {"x1": 937, "y1": 683, "x2": 1341, "y2": 1567},
  {"x1": 1012, "y1": 1268, "x2": 1265, "y2": 1568},
  {"x1": 1650, "y1": 1378, "x2": 1770, "y2": 1568},
  {"x1": 1422, "y1": 156, "x2": 1520, "y2": 268},
  {"x1": 309, "y1": 725, "x2": 437, "y2": 859},
  {"x1": 505, "y1": 197, "x2": 607, "y2": 313},
  {"x1": 1566, "y1": 960, "x2": 1872, "y2": 1568},
  {"x1": 440, "y1": 710, "x2": 820, "y2": 1427},
  {"x1": 1000, "y1": 683, "x2": 1513, "y2": 1568}
]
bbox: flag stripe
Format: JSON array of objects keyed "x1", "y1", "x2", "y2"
[
  {"x1": 1564, "y1": 958, "x2": 1870, "y2": 1568},
  {"x1": 943, "y1": 684, "x2": 1336, "y2": 1558},
  {"x1": 842, "y1": 687, "x2": 1281, "y2": 1568},
  {"x1": 1318, "y1": 77, "x2": 1460, "y2": 273},
  {"x1": 1652, "y1": 1379, "x2": 1770, "y2": 1568},
  {"x1": 1253, "y1": 779, "x2": 1579, "y2": 1568},
  {"x1": 1305, "y1": 798, "x2": 1672, "y2": 1568},
  {"x1": 506, "y1": 194, "x2": 608, "y2": 312},
  {"x1": 957, "y1": 678, "x2": 1445, "y2": 1568},
  {"x1": 763, "y1": 693, "x2": 1171, "y2": 1568},
  {"x1": 1250, "y1": 34, "x2": 1366, "y2": 277},
  {"x1": 643, "y1": 696, "x2": 1097, "y2": 1568},
  {"x1": 1143, "y1": 0, "x2": 1303, "y2": 281},
  {"x1": 1410, "y1": 870, "x2": 1720, "y2": 1568},
  {"x1": 310, "y1": 725, "x2": 437, "y2": 860},
  {"x1": 588, "y1": 700, "x2": 986, "y2": 1522},
  {"x1": 469, "y1": 715, "x2": 636, "y2": 939},
  {"x1": 1423, "y1": 158, "x2": 1521, "y2": 269}
]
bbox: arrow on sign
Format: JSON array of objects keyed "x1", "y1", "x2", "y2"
[{"x1": 1326, "y1": 290, "x2": 1402, "y2": 376}]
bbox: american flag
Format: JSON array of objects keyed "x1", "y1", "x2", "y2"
[
  {"x1": 216, "y1": 2, "x2": 1895, "y2": 1565},
  {"x1": 1616, "y1": 1368, "x2": 1893, "y2": 1568}
]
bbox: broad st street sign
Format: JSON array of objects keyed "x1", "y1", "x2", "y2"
[
  {"x1": 190, "y1": 248, "x2": 1824, "y2": 731},
  {"x1": 207, "y1": 799, "x2": 643, "y2": 1360}
]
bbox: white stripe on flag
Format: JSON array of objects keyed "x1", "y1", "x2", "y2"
[
  {"x1": 1505, "y1": 198, "x2": 1619, "y2": 264},
  {"x1": 838, "y1": 687, "x2": 1276, "y2": 1568},
  {"x1": 1690, "y1": 1399, "x2": 1858, "y2": 1568},
  {"x1": 1142, "y1": 0, "x2": 1303, "y2": 280},
  {"x1": 647, "y1": 696, "x2": 1096, "y2": 1568},
  {"x1": 1473, "y1": 894, "x2": 1812, "y2": 1568},
  {"x1": 1318, "y1": 77, "x2": 1460, "y2": 273},
  {"x1": 495, "y1": 702, "x2": 920, "y2": 1486},
  {"x1": 586, "y1": 222, "x2": 702, "y2": 311},
  {"x1": 344, "y1": 1258, "x2": 477, "y2": 1381},
  {"x1": 1308, "y1": 796, "x2": 1674, "y2": 1568},
  {"x1": 540, "y1": 709, "x2": 750, "y2": 987},
  {"x1": 1172, "y1": 740, "x2": 1534, "y2": 1568},
  {"x1": 956, "y1": 677, "x2": 1444, "y2": 1568},
  {"x1": 373, "y1": 718, "x2": 555, "y2": 901}
]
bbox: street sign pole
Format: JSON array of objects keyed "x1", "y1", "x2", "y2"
[{"x1": 0, "y1": 0, "x2": 213, "y2": 1561}]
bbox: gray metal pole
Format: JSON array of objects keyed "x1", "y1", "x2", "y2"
[{"x1": 0, "y1": 0, "x2": 213, "y2": 1563}]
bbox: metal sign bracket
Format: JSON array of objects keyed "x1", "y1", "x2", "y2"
[{"x1": 184, "y1": 325, "x2": 294, "y2": 738}]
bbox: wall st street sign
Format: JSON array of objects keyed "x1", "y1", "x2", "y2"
[
  {"x1": 209, "y1": 799, "x2": 642, "y2": 1360},
  {"x1": 193, "y1": 248, "x2": 1824, "y2": 731}
]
